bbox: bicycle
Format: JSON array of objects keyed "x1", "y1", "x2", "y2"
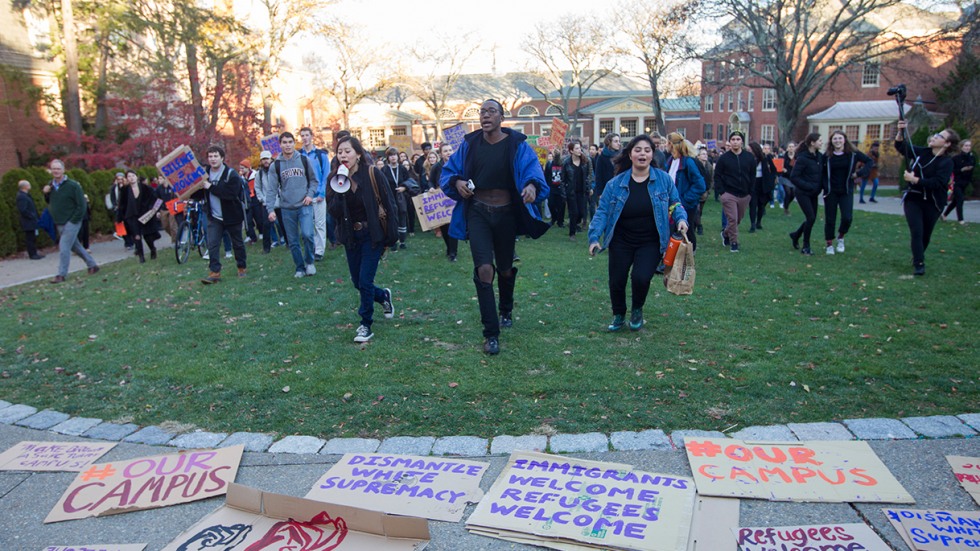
[{"x1": 174, "y1": 200, "x2": 207, "y2": 264}]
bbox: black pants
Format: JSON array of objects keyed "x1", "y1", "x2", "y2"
[
  {"x1": 467, "y1": 201, "x2": 517, "y2": 338},
  {"x1": 791, "y1": 192, "x2": 818, "y2": 248},
  {"x1": 80, "y1": 217, "x2": 90, "y2": 249},
  {"x1": 548, "y1": 185, "x2": 565, "y2": 227},
  {"x1": 942, "y1": 184, "x2": 967, "y2": 221},
  {"x1": 207, "y1": 218, "x2": 246, "y2": 273},
  {"x1": 441, "y1": 231, "x2": 458, "y2": 257},
  {"x1": 783, "y1": 186, "x2": 796, "y2": 212},
  {"x1": 823, "y1": 190, "x2": 853, "y2": 242},
  {"x1": 24, "y1": 230, "x2": 38, "y2": 257},
  {"x1": 124, "y1": 218, "x2": 157, "y2": 259},
  {"x1": 567, "y1": 190, "x2": 586, "y2": 236},
  {"x1": 684, "y1": 203, "x2": 700, "y2": 251},
  {"x1": 749, "y1": 179, "x2": 768, "y2": 228},
  {"x1": 905, "y1": 198, "x2": 941, "y2": 268},
  {"x1": 274, "y1": 208, "x2": 288, "y2": 245},
  {"x1": 607, "y1": 239, "x2": 659, "y2": 316},
  {"x1": 248, "y1": 200, "x2": 270, "y2": 250}
]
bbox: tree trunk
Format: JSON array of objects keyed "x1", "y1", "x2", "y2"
[
  {"x1": 647, "y1": 76, "x2": 666, "y2": 136},
  {"x1": 207, "y1": 59, "x2": 228, "y2": 136},
  {"x1": 61, "y1": 0, "x2": 83, "y2": 136},
  {"x1": 94, "y1": 26, "x2": 110, "y2": 133},
  {"x1": 186, "y1": 42, "x2": 206, "y2": 135},
  {"x1": 263, "y1": 97, "x2": 273, "y2": 135}
]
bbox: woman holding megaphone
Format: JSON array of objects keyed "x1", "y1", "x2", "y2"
[{"x1": 326, "y1": 135, "x2": 400, "y2": 343}]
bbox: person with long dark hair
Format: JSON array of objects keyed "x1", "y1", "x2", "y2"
[
  {"x1": 943, "y1": 139, "x2": 974, "y2": 223},
  {"x1": 859, "y1": 141, "x2": 881, "y2": 203},
  {"x1": 822, "y1": 130, "x2": 874, "y2": 255},
  {"x1": 789, "y1": 133, "x2": 825, "y2": 256},
  {"x1": 326, "y1": 135, "x2": 399, "y2": 342},
  {"x1": 694, "y1": 148, "x2": 713, "y2": 236},
  {"x1": 780, "y1": 142, "x2": 797, "y2": 215},
  {"x1": 424, "y1": 144, "x2": 459, "y2": 261},
  {"x1": 588, "y1": 135, "x2": 689, "y2": 332},
  {"x1": 748, "y1": 141, "x2": 776, "y2": 232},
  {"x1": 894, "y1": 121, "x2": 959, "y2": 275},
  {"x1": 544, "y1": 147, "x2": 565, "y2": 228},
  {"x1": 117, "y1": 169, "x2": 162, "y2": 263},
  {"x1": 562, "y1": 139, "x2": 593, "y2": 240},
  {"x1": 665, "y1": 132, "x2": 705, "y2": 250}
]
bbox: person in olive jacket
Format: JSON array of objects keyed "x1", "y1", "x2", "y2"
[
  {"x1": 43, "y1": 159, "x2": 99, "y2": 283},
  {"x1": 16, "y1": 180, "x2": 44, "y2": 259}
]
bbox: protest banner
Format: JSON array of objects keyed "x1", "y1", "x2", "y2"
[
  {"x1": 551, "y1": 117, "x2": 569, "y2": 147},
  {"x1": 411, "y1": 189, "x2": 456, "y2": 232},
  {"x1": 388, "y1": 134, "x2": 414, "y2": 154},
  {"x1": 163, "y1": 483, "x2": 429, "y2": 551},
  {"x1": 884, "y1": 508, "x2": 980, "y2": 551},
  {"x1": 734, "y1": 523, "x2": 891, "y2": 551},
  {"x1": 688, "y1": 495, "x2": 739, "y2": 551},
  {"x1": 947, "y1": 456, "x2": 980, "y2": 505},
  {"x1": 45, "y1": 445, "x2": 243, "y2": 523},
  {"x1": 137, "y1": 199, "x2": 164, "y2": 225},
  {"x1": 260, "y1": 133, "x2": 282, "y2": 157},
  {"x1": 466, "y1": 451, "x2": 697, "y2": 551},
  {"x1": 305, "y1": 453, "x2": 487, "y2": 522},
  {"x1": 684, "y1": 438, "x2": 913, "y2": 503},
  {"x1": 772, "y1": 157, "x2": 785, "y2": 173},
  {"x1": 0, "y1": 441, "x2": 115, "y2": 472},
  {"x1": 707, "y1": 139, "x2": 717, "y2": 150},
  {"x1": 156, "y1": 145, "x2": 207, "y2": 200},
  {"x1": 41, "y1": 546, "x2": 146, "y2": 551},
  {"x1": 442, "y1": 123, "x2": 467, "y2": 152}
]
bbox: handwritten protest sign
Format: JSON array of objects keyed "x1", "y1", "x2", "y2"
[
  {"x1": 41, "y1": 545, "x2": 146, "y2": 551},
  {"x1": 772, "y1": 157, "x2": 785, "y2": 173},
  {"x1": 164, "y1": 483, "x2": 429, "y2": 551},
  {"x1": 45, "y1": 445, "x2": 243, "y2": 523},
  {"x1": 466, "y1": 451, "x2": 696, "y2": 551},
  {"x1": 551, "y1": 117, "x2": 569, "y2": 147},
  {"x1": 260, "y1": 133, "x2": 282, "y2": 157},
  {"x1": 734, "y1": 523, "x2": 891, "y2": 551},
  {"x1": 411, "y1": 189, "x2": 456, "y2": 231},
  {"x1": 156, "y1": 145, "x2": 207, "y2": 200},
  {"x1": 947, "y1": 456, "x2": 980, "y2": 505},
  {"x1": 685, "y1": 438, "x2": 913, "y2": 503},
  {"x1": 884, "y1": 509, "x2": 980, "y2": 551},
  {"x1": 388, "y1": 134, "x2": 414, "y2": 154},
  {"x1": 688, "y1": 495, "x2": 739, "y2": 551},
  {"x1": 0, "y1": 441, "x2": 115, "y2": 472},
  {"x1": 305, "y1": 453, "x2": 486, "y2": 522},
  {"x1": 442, "y1": 123, "x2": 467, "y2": 152}
]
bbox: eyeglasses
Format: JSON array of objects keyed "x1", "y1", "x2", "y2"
[
  {"x1": 479, "y1": 108, "x2": 499, "y2": 116},
  {"x1": 933, "y1": 133, "x2": 948, "y2": 141}
]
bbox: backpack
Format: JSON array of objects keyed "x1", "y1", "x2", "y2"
[{"x1": 274, "y1": 155, "x2": 314, "y2": 190}]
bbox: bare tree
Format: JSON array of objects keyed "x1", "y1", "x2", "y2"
[
  {"x1": 520, "y1": 15, "x2": 615, "y2": 134},
  {"x1": 60, "y1": 0, "x2": 83, "y2": 135},
  {"x1": 701, "y1": 0, "x2": 967, "y2": 141},
  {"x1": 612, "y1": 0, "x2": 700, "y2": 136},
  {"x1": 403, "y1": 39, "x2": 475, "y2": 142}
]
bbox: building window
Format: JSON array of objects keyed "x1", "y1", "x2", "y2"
[
  {"x1": 676, "y1": 128, "x2": 686, "y2": 138},
  {"x1": 747, "y1": 90, "x2": 754, "y2": 112},
  {"x1": 884, "y1": 123, "x2": 897, "y2": 140},
  {"x1": 438, "y1": 108, "x2": 457, "y2": 120},
  {"x1": 462, "y1": 107, "x2": 480, "y2": 119},
  {"x1": 762, "y1": 89, "x2": 776, "y2": 111},
  {"x1": 620, "y1": 119, "x2": 638, "y2": 138},
  {"x1": 811, "y1": 125, "x2": 819, "y2": 134},
  {"x1": 866, "y1": 124, "x2": 881, "y2": 141},
  {"x1": 545, "y1": 105, "x2": 564, "y2": 116},
  {"x1": 828, "y1": 125, "x2": 843, "y2": 136},
  {"x1": 727, "y1": 93, "x2": 734, "y2": 112},
  {"x1": 392, "y1": 127, "x2": 407, "y2": 136},
  {"x1": 761, "y1": 125, "x2": 775, "y2": 144},
  {"x1": 703, "y1": 124, "x2": 713, "y2": 140},
  {"x1": 599, "y1": 119, "x2": 614, "y2": 137},
  {"x1": 705, "y1": 94, "x2": 713, "y2": 112},
  {"x1": 846, "y1": 125, "x2": 860, "y2": 142},
  {"x1": 368, "y1": 128, "x2": 385, "y2": 149},
  {"x1": 518, "y1": 105, "x2": 540, "y2": 117},
  {"x1": 719, "y1": 124, "x2": 726, "y2": 139},
  {"x1": 737, "y1": 91, "x2": 745, "y2": 111},
  {"x1": 706, "y1": 66, "x2": 715, "y2": 82},
  {"x1": 862, "y1": 63, "x2": 880, "y2": 87}
]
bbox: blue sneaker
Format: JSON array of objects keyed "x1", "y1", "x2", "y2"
[{"x1": 608, "y1": 315, "x2": 625, "y2": 331}]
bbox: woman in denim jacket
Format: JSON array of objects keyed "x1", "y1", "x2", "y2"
[{"x1": 588, "y1": 135, "x2": 688, "y2": 332}]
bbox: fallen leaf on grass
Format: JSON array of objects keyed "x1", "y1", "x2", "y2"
[
  {"x1": 282, "y1": 386, "x2": 290, "y2": 393},
  {"x1": 343, "y1": 392, "x2": 353, "y2": 401},
  {"x1": 803, "y1": 384, "x2": 810, "y2": 392},
  {"x1": 448, "y1": 382, "x2": 459, "y2": 388}
]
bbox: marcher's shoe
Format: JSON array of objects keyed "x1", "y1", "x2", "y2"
[
  {"x1": 87, "y1": 265, "x2": 100, "y2": 275},
  {"x1": 294, "y1": 270, "x2": 305, "y2": 279},
  {"x1": 629, "y1": 308, "x2": 644, "y2": 331},
  {"x1": 755, "y1": 224, "x2": 763, "y2": 230},
  {"x1": 869, "y1": 198, "x2": 877, "y2": 203},
  {"x1": 138, "y1": 253, "x2": 145, "y2": 264},
  {"x1": 314, "y1": 254, "x2": 323, "y2": 261},
  {"x1": 237, "y1": 268, "x2": 247, "y2": 277},
  {"x1": 655, "y1": 262, "x2": 666, "y2": 275},
  {"x1": 749, "y1": 224, "x2": 756, "y2": 233},
  {"x1": 149, "y1": 249, "x2": 157, "y2": 260},
  {"x1": 500, "y1": 313, "x2": 513, "y2": 328},
  {"x1": 721, "y1": 231, "x2": 730, "y2": 247},
  {"x1": 354, "y1": 324, "x2": 374, "y2": 343},
  {"x1": 50, "y1": 275, "x2": 65, "y2": 284},
  {"x1": 913, "y1": 264, "x2": 925, "y2": 276},
  {"x1": 201, "y1": 271, "x2": 221, "y2": 284},
  {"x1": 696, "y1": 226, "x2": 703, "y2": 235},
  {"x1": 305, "y1": 263, "x2": 316, "y2": 276},
  {"x1": 608, "y1": 315, "x2": 625, "y2": 332},
  {"x1": 202, "y1": 250, "x2": 210, "y2": 260},
  {"x1": 225, "y1": 251, "x2": 232, "y2": 258},
  {"x1": 825, "y1": 245, "x2": 835, "y2": 255},
  {"x1": 382, "y1": 288, "x2": 394, "y2": 319},
  {"x1": 730, "y1": 242, "x2": 740, "y2": 253},
  {"x1": 836, "y1": 238, "x2": 845, "y2": 253},
  {"x1": 859, "y1": 199, "x2": 866, "y2": 204},
  {"x1": 789, "y1": 231, "x2": 800, "y2": 249},
  {"x1": 449, "y1": 254, "x2": 457, "y2": 262},
  {"x1": 262, "y1": 248, "x2": 271, "y2": 254},
  {"x1": 399, "y1": 243, "x2": 407, "y2": 250},
  {"x1": 801, "y1": 247, "x2": 813, "y2": 256},
  {"x1": 483, "y1": 337, "x2": 500, "y2": 355},
  {"x1": 29, "y1": 254, "x2": 45, "y2": 260}
]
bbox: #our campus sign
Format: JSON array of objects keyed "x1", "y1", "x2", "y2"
[
  {"x1": 883, "y1": 509, "x2": 980, "y2": 551},
  {"x1": 734, "y1": 523, "x2": 891, "y2": 551},
  {"x1": 0, "y1": 441, "x2": 115, "y2": 472},
  {"x1": 156, "y1": 145, "x2": 207, "y2": 200},
  {"x1": 45, "y1": 446, "x2": 243, "y2": 523},
  {"x1": 305, "y1": 453, "x2": 487, "y2": 522},
  {"x1": 411, "y1": 190, "x2": 456, "y2": 232},
  {"x1": 466, "y1": 451, "x2": 696, "y2": 551},
  {"x1": 684, "y1": 438, "x2": 913, "y2": 503}
]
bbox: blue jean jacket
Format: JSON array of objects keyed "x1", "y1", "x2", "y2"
[{"x1": 588, "y1": 168, "x2": 687, "y2": 256}]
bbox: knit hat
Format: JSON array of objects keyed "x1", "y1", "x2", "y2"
[{"x1": 240, "y1": 159, "x2": 252, "y2": 169}]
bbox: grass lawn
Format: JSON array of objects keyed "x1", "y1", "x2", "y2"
[{"x1": 0, "y1": 201, "x2": 976, "y2": 441}]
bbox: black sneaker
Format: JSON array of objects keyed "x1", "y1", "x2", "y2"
[
  {"x1": 730, "y1": 242, "x2": 740, "y2": 253},
  {"x1": 382, "y1": 288, "x2": 394, "y2": 319},
  {"x1": 801, "y1": 247, "x2": 813, "y2": 256},
  {"x1": 354, "y1": 324, "x2": 374, "y2": 343},
  {"x1": 721, "y1": 231, "x2": 730, "y2": 247},
  {"x1": 500, "y1": 313, "x2": 513, "y2": 328},
  {"x1": 484, "y1": 337, "x2": 500, "y2": 355},
  {"x1": 913, "y1": 264, "x2": 925, "y2": 276},
  {"x1": 789, "y1": 231, "x2": 800, "y2": 249}
]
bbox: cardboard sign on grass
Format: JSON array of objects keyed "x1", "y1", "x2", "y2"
[
  {"x1": 947, "y1": 455, "x2": 980, "y2": 505},
  {"x1": 684, "y1": 438, "x2": 913, "y2": 503},
  {"x1": 0, "y1": 441, "x2": 115, "y2": 472},
  {"x1": 163, "y1": 483, "x2": 429, "y2": 551},
  {"x1": 734, "y1": 523, "x2": 891, "y2": 551},
  {"x1": 305, "y1": 452, "x2": 487, "y2": 522},
  {"x1": 466, "y1": 451, "x2": 697, "y2": 551},
  {"x1": 157, "y1": 145, "x2": 207, "y2": 200},
  {"x1": 41, "y1": 545, "x2": 146, "y2": 551},
  {"x1": 45, "y1": 445, "x2": 243, "y2": 523},
  {"x1": 883, "y1": 509, "x2": 980, "y2": 551},
  {"x1": 411, "y1": 190, "x2": 456, "y2": 232}
]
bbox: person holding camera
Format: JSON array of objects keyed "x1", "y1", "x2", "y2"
[{"x1": 894, "y1": 120, "x2": 959, "y2": 276}]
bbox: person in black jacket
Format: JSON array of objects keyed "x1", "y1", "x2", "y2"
[
  {"x1": 117, "y1": 170, "x2": 162, "y2": 263},
  {"x1": 544, "y1": 148, "x2": 565, "y2": 228},
  {"x1": 382, "y1": 146, "x2": 413, "y2": 249},
  {"x1": 594, "y1": 133, "x2": 620, "y2": 203},
  {"x1": 895, "y1": 121, "x2": 959, "y2": 276},
  {"x1": 748, "y1": 142, "x2": 776, "y2": 232},
  {"x1": 715, "y1": 131, "x2": 755, "y2": 252},
  {"x1": 943, "y1": 139, "x2": 974, "y2": 223},
  {"x1": 199, "y1": 145, "x2": 247, "y2": 283},
  {"x1": 789, "y1": 133, "x2": 825, "y2": 255},
  {"x1": 424, "y1": 144, "x2": 459, "y2": 261},
  {"x1": 562, "y1": 140, "x2": 593, "y2": 239},
  {"x1": 823, "y1": 131, "x2": 874, "y2": 255},
  {"x1": 16, "y1": 180, "x2": 44, "y2": 259},
  {"x1": 780, "y1": 142, "x2": 797, "y2": 214}
]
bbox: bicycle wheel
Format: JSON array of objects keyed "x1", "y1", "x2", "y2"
[
  {"x1": 175, "y1": 220, "x2": 192, "y2": 264},
  {"x1": 196, "y1": 221, "x2": 208, "y2": 258}
]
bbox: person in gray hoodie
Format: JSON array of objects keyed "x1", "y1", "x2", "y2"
[{"x1": 266, "y1": 132, "x2": 319, "y2": 278}]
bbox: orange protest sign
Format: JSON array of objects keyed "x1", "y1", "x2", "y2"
[{"x1": 114, "y1": 221, "x2": 127, "y2": 237}]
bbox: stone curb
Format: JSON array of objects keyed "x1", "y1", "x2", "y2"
[{"x1": 0, "y1": 401, "x2": 976, "y2": 455}]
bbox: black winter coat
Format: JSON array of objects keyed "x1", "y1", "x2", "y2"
[
  {"x1": 790, "y1": 149, "x2": 824, "y2": 195},
  {"x1": 16, "y1": 190, "x2": 39, "y2": 231}
]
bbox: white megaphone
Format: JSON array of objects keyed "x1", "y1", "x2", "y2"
[{"x1": 330, "y1": 164, "x2": 351, "y2": 193}]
